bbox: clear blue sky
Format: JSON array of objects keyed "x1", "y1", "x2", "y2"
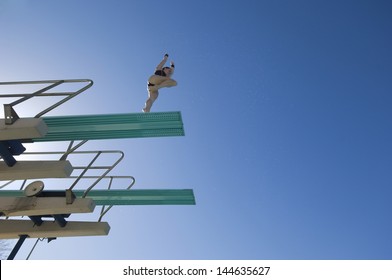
[{"x1": 1, "y1": 0, "x2": 392, "y2": 259}]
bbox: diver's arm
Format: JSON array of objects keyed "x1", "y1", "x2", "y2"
[
  {"x1": 155, "y1": 54, "x2": 169, "y2": 70},
  {"x1": 170, "y1": 61, "x2": 175, "y2": 75}
]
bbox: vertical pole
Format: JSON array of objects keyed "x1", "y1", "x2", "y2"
[{"x1": 7, "y1": 234, "x2": 28, "y2": 260}]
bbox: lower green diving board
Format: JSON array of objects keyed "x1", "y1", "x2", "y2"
[{"x1": 0, "y1": 189, "x2": 196, "y2": 206}]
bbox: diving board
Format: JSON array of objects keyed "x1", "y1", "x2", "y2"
[
  {"x1": 32, "y1": 111, "x2": 184, "y2": 142},
  {"x1": 0, "y1": 160, "x2": 73, "y2": 180},
  {"x1": 0, "y1": 189, "x2": 196, "y2": 205},
  {"x1": 0, "y1": 220, "x2": 110, "y2": 239}
]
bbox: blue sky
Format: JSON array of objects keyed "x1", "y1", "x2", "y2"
[{"x1": 1, "y1": 0, "x2": 392, "y2": 259}]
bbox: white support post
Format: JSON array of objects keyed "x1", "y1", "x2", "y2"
[
  {"x1": 0, "y1": 118, "x2": 48, "y2": 140},
  {"x1": 0, "y1": 197, "x2": 95, "y2": 217},
  {"x1": 0, "y1": 220, "x2": 110, "y2": 239},
  {"x1": 0, "y1": 160, "x2": 73, "y2": 180}
]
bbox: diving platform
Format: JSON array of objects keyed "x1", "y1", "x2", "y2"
[
  {"x1": 1, "y1": 79, "x2": 194, "y2": 259},
  {"x1": 32, "y1": 111, "x2": 185, "y2": 142},
  {"x1": 1, "y1": 112, "x2": 184, "y2": 168},
  {"x1": 0, "y1": 219, "x2": 110, "y2": 239},
  {"x1": 0, "y1": 160, "x2": 73, "y2": 180},
  {"x1": 0, "y1": 189, "x2": 196, "y2": 206}
]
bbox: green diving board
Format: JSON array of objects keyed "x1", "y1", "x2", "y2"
[
  {"x1": 0, "y1": 189, "x2": 196, "y2": 206},
  {"x1": 32, "y1": 111, "x2": 184, "y2": 142}
]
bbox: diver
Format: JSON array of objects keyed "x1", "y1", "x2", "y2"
[{"x1": 143, "y1": 53, "x2": 177, "y2": 112}]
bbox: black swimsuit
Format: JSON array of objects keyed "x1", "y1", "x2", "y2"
[
  {"x1": 148, "y1": 70, "x2": 167, "y2": 87},
  {"x1": 154, "y1": 70, "x2": 166, "y2": 76}
]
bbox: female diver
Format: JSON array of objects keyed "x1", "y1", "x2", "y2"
[{"x1": 143, "y1": 53, "x2": 177, "y2": 112}]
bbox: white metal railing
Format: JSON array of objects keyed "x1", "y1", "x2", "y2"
[{"x1": 0, "y1": 79, "x2": 93, "y2": 124}]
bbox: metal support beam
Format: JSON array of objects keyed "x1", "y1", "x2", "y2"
[
  {"x1": 28, "y1": 216, "x2": 43, "y2": 226},
  {"x1": 0, "y1": 160, "x2": 73, "y2": 180},
  {"x1": 53, "y1": 214, "x2": 67, "y2": 227},
  {"x1": 7, "y1": 234, "x2": 28, "y2": 260},
  {"x1": 0, "y1": 197, "x2": 95, "y2": 217},
  {"x1": 0, "y1": 220, "x2": 110, "y2": 239},
  {"x1": 0, "y1": 118, "x2": 48, "y2": 140}
]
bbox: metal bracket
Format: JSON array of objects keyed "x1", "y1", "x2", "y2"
[
  {"x1": 4, "y1": 104, "x2": 20, "y2": 125},
  {"x1": 24, "y1": 181, "x2": 45, "y2": 197},
  {"x1": 29, "y1": 216, "x2": 43, "y2": 226},
  {"x1": 66, "y1": 189, "x2": 76, "y2": 204},
  {"x1": 53, "y1": 215, "x2": 68, "y2": 227},
  {"x1": 7, "y1": 234, "x2": 29, "y2": 260}
]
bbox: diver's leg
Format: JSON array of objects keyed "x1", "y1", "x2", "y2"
[
  {"x1": 148, "y1": 75, "x2": 177, "y2": 91},
  {"x1": 143, "y1": 90, "x2": 159, "y2": 112},
  {"x1": 155, "y1": 79, "x2": 177, "y2": 90},
  {"x1": 148, "y1": 75, "x2": 167, "y2": 85}
]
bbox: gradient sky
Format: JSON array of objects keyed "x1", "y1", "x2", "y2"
[{"x1": 1, "y1": 0, "x2": 392, "y2": 260}]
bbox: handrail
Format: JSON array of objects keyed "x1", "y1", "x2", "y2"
[
  {"x1": 0, "y1": 79, "x2": 93, "y2": 124},
  {"x1": 60, "y1": 140, "x2": 88, "y2": 160},
  {"x1": 7, "y1": 80, "x2": 65, "y2": 107},
  {"x1": 98, "y1": 175, "x2": 136, "y2": 222},
  {"x1": 0, "y1": 176, "x2": 136, "y2": 190},
  {"x1": 16, "y1": 149, "x2": 125, "y2": 194},
  {"x1": 81, "y1": 151, "x2": 124, "y2": 197},
  {"x1": 0, "y1": 135, "x2": 131, "y2": 222},
  {"x1": 68, "y1": 151, "x2": 102, "y2": 190},
  {"x1": 0, "y1": 136, "x2": 126, "y2": 199}
]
